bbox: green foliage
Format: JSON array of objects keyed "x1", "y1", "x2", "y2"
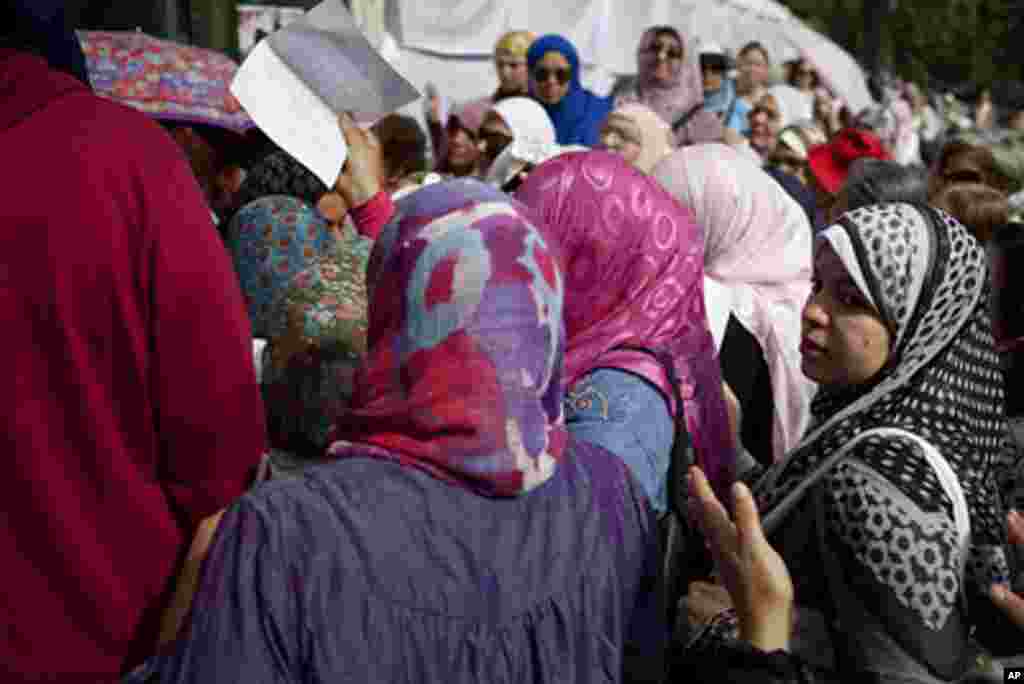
[{"x1": 778, "y1": 0, "x2": 1023, "y2": 89}]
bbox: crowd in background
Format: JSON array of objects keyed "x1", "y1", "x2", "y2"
[{"x1": 6, "y1": 1, "x2": 1024, "y2": 683}]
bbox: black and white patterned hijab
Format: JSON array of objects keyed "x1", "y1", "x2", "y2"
[{"x1": 754, "y1": 202, "x2": 1011, "y2": 595}]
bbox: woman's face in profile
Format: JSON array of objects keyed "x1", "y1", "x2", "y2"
[
  {"x1": 801, "y1": 244, "x2": 892, "y2": 387},
  {"x1": 599, "y1": 114, "x2": 643, "y2": 166},
  {"x1": 478, "y1": 112, "x2": 515, "y2": 165}
]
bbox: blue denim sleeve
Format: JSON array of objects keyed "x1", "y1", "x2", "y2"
[{"x1": 565, "y1": 368, "x2": 675, "y2": 514}]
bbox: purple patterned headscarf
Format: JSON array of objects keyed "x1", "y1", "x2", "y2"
[
  {"x1": 328, "y1": 179, "x2": 567, "y2": 497},
  {"x1": 515, "y1": 150, "x2": 735, "y2": 501}
]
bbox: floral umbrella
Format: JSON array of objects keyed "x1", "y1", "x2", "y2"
[{"x1": 77, "y1": 30, "x2": 255, "y2": 134}]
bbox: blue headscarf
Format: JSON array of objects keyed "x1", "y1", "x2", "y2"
[
  {"x1": 5, "y1": 1, "x2": 90, "y2": 87},
  {"x1": 526, "y1": 35, "x2": 612, "y2": 147}
]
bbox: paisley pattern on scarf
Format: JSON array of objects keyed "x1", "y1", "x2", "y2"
[
  {"x1": 226, "y1": 196, "x2": 338, "y2": 338},
  {"x1": 261, "y1": 226, "x2": 372, "y2": 461}
]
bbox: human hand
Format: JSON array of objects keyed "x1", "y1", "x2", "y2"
[
  {"x1": 990, "y1": 509, "x2": 1024, "y2": 630},
  {"x1": 335, "y1": 112, "x2": 383, "y2": 209},
  {"x1": 158, "y1": 510, "x2": 226, "y2": 646},
  {"x1": 689, "y1": 466, "x2": 794, "y2": 652},
  {"x1": 427, "y1": 94, "x2": 443, "y2": 124},
  {"x1": 722, "y1": 382, "x2": 741, "y2": 448},
  {"x1": 686, "y1": 580, "x2": 735, "y2": 626}
]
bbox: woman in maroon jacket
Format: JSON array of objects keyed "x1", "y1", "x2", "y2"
[{"x1": 0, "y1": 5, "x2": 266, "y2": 681}]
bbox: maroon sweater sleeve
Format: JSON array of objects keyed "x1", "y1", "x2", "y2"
[
  {"x1": 146, "y1": 133, "x2": 268, "y2": 530},
  {"x1": 350, "y1": 191, "x2": 397, "y2": 240},
  {"x1": 0, "y1": 56, "x2": 268, "y2": 679}
]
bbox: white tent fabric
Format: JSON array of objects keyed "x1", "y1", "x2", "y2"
[{"x1": 361, "y1": 0, "x2": 874, "y2": 116}]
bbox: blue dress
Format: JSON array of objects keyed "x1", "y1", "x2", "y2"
[
  {"x1": 153, "y1": 440, "x2": 665, "y2": 683},
  {"x1": 566, "y1": 369, "x2": 676, "y2": 514}
]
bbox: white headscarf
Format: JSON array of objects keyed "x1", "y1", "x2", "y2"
[
  {"x1": 483, "y1": 97, "x2": 560, "y2": 187},
  {"x1": 653, "y1": 143, "x2": 816, "y2": 461},
  {"x1": 489, "y1": 97, "x2": 557, "y2": 148},
  {"x1": 485, "y1": 140, "x2": 587, "y2": 188}
]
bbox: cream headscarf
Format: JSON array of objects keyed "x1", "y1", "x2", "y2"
[{"x1": 604, "y1": 103, "x2": 674, "y2": 173}]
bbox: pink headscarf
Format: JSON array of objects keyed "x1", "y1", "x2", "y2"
[
  {"x1": 455, "y1": 97, "x2": 492, "y2": 134},
  {"x1": 616, "y1": 27, "x2": 723, "y2": 147},
  {"x1": 516, "y1": 150, "x2": 735, "y2": 501},
  {"x1": 653, "y1": 144, "x2": 816, "y2": 462}
]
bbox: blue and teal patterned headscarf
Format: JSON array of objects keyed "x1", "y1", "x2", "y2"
[{"x1": 226, "y1": 195, "x2": 337, "y2": 337}]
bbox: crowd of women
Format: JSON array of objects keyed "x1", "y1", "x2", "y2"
[{"x1": 7, "y1": 2, "x2": 1024, "y2": 682}]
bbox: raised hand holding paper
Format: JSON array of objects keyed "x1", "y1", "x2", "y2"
[{"x1": 230, "y1": 0, "x2": 420, "y2": 189}]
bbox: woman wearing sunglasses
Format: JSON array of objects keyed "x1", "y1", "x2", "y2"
[
  {"x1": 526, "y1": 34, "x2": 613, "y2": 147},
  {"x1": 613, "y1": 25, "x2": 723, "y2": 147}
]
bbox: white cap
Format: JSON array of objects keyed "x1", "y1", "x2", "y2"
[{"x1": 699, "y1": 41, "x2": 726, "y2": 58}]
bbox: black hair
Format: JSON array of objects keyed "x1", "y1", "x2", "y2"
[
  {"x1": 372, "y1": 114, "x2": 429, "y2": 179},
  {"x1": 1, "y1": 4, "x2": 89, "y2": 84},
  {"x1": 648, "y1": 26, "x2": 683, "y2": 44},
  {"x1": 738, "y1": 41, "x2": 770, "y2": 65},
  {"x1": 843, "y1": 159, "x2": 929, "y2": 210},
  {"x1": 700, "y1": 53, "x2": 729, "y2": 73}
]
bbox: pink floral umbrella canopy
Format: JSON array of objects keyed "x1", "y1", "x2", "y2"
[{"x1": 78, "y1": 30, "x2": 255, "y2": 134}]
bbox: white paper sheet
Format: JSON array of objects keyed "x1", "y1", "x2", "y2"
[{"x1": 231, "y1": 0, "x2": 421, "y2": 189}]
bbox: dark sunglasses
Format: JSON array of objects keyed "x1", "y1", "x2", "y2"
[
  {"x1": 533, "y1": 67, "x2": 571, "y2": 85},
  {"x1": 645, "y1": 44, "x2": 683, "y2": 60}
]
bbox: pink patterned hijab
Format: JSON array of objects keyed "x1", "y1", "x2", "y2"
[
  {"x1": 653, "y1": 144, "x2": 816, "y2": 462},
  {"x1": 617, "y1": 26, "x2": 723, "y2": 146},
  {"x1": 515, "y1": 150, "x2": 735, "y2": 500}
]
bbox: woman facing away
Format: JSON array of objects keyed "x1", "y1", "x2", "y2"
[
  {"x1": 653, "y1": 144, "x2": 815, "y2": 466},
  {"x1": 153, "y1": 175, "x2": 665, "y2": 684},
  {"x1": 613, "y1": 25, "x2": 723, "y2": 147},
  {"x1": 225, "y1": 196, "x2": 371, "y2": 476},
  {"x1": 679, "y1": 203, "x2": 1016, "y2": 682},
  {"x1": 515, "y1": 149, "x2": 736, "y2": 516}
]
